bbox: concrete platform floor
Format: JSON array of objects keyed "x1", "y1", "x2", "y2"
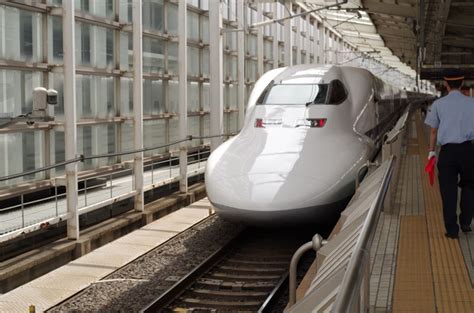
[{"x1": 0, "y1": 198, "x2": 213, "y2": 312}]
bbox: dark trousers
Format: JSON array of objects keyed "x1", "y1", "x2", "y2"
[{"x1": 437, "y1": 142, "x2": 474, "y2": 234}]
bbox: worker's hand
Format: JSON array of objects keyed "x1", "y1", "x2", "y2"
[{"x1": 428, "y1": 151, "x2": 436, "y2": 160}]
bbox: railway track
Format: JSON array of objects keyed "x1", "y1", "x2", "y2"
[{"x1": 142, "y1": 228, "x2": 313, "y2": 312}]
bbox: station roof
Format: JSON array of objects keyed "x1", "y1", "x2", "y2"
[
  {"x1": 360, "y1": 0, "x2": 474, "y2": 81},
  {"x1": 303, "y1": 0, "x2": 417, "y2": 78},
  {"x1": 303, "y1": 0, "x2": 474, "y2": 83}
]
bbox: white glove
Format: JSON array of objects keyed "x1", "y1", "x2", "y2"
[{"x1": 428, "y1": 151, "x2": 436, "y2": 160}]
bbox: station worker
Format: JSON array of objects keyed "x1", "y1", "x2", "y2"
[{"x1": 424, "y1": 69, "x2": 474, "y2": 239}]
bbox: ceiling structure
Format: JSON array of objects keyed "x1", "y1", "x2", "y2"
[
  {"x1": 302, "y1": 0, "x2": 474, "y2": 85},
  {"x1": 303, "y1": 0, "x2": 418, "y2": 78},
  {"x1": 360, "y1": 0, "x2": 474, "y2": 82},
  {"x1": 418, "y1": 0, "x2": 474, "y2": 81}
]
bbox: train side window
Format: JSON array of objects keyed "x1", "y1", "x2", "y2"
[{"x1": 327, "y1": 80, "x2": 348, "y2": 104}]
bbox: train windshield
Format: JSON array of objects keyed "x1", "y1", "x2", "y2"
[{"x1": 258, "y1": 80, "x2": 347, "y2": 105}]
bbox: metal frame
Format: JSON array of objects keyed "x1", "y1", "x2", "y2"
[
  {"x1": 209, "y1": 0, "x2": 224, "y2": 151},
  {"x1": 132, "y1": 0, "x2": 144, "y2": 212},
  {"x1": 237, "y1": 0, "x2": 246, "y2": 129},
  {"x1": 62, "y1": 0, "x2": 79, "y2": 240},
  {"x1": 178, "y1": 0, "x2": 188, "y2": 193}
]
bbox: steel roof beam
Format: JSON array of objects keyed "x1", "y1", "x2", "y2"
[
  {"x1": 443, "y1": 36, "x2": 474, "y2": 49},
  {"x1": 362, "y1": 0, "x2": 416, "y2": 18}
]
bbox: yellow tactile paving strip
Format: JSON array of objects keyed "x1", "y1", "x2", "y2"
[
  {"x1": 393, "y1": 113, "x2": 474, "y2": 312},
  {"x1": 392, "y1": 216, "x2": 436, "y2": 312},
  {"x1": 414, "y1": 113, "x2": 474, "y2": 312}
]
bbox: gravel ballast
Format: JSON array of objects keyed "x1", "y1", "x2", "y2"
[{"x1": 48, "y1": 215, "x2": 242, "y2": 312}]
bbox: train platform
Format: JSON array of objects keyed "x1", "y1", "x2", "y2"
[
  {"x1": 371, "y1": 112, "x2": 474, "y2": 312},
  {"x1": 0, "y1": 198, "x2": 213, "y2": 312},
  {"x1": 295, "y1": 111, "x2": 474, "y2": 312}
]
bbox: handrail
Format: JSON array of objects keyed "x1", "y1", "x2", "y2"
[
  {"x1": 332, "y1": 155, "x2": 395, "y2": 312},
  {"x1": 385, "y1": 108, "x2": 410, "y2": 144},
  {"x1": 0, "y1": 133, "x2": 235, "y2": 182}
]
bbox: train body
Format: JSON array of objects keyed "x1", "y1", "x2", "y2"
[{"x1": 205, "y1": 65, "x2": 414, "y2": 225}]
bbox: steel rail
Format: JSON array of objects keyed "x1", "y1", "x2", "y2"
[
  {"x1": 140, "y1": 232, "x2": 241, "y2": 312},
  {"x1": 257, "y1": 271, "x2": 290, "y2": 313}
]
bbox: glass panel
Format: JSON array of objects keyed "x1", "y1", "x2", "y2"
[
  {"x1": 187, "y1": 115, "x2": 200, "y2": 147},
  {"x1": 75, "y1": 0, "x2": 114, "y2": 19},
  {"x1": 53, "y1": 130, "x2": 65, "y2": 176},
  {"x1": 143, "y1": 0, "x2": 163, "y2": 32},
  {"x1": 169, "y1": 80, "x2": 179, "y2": 113},
  {"x1": 143, "y1": 36, "x2": 164, "y2": 74},
  {"x1": 76, "y1": 75, "x2": 115, "y2": 119},
  {"x1": 120, "y1": 77, "x2": 133, "y2": 117},
  {"x1": 168, "y1": 42, "x2": 178, "y2": 75},
  {"x1": 0, "y1": 70, "x2": 43, "y2": 116},
  {"x1": 224, "y1": 112, "x2": 238, "y2": 135},
  {"x1": 49, "y1": 15, "x2": 63, "y2": 62},
  {"x1": 0, "y1": 131, "x2": 44, "y2": 186},
  {"x1": 143, "y1": 119, "x2": 166, "y2": 156},
  {"x1": 167, "y1": 4, "x2": 178, "y2": 36},
  {"x1": 119, "y1": 0, "x2": 132, "y2": 23},
  {"x1": 120, "y1": 121, "x2": 134, "y2": 161},
  {"x1": 188, "y1": 82, "x2": 199, "y2": 112},
  {"x1": 201, "y1": 48, "x2": 210, "y2": 77},
  {"x1": 245, "y1": 60, "x2": 257, "y2": 82},
  {"x1": 188, "y1": 47, "x2": 200, "y2": 77},
  {"x1": 264, "y1": 40, "x2": 272, "y2": 60},
  {"x1": 247, "y1": 34, "x2": 257, "y2": 56},
  {"x1": 120, "y1": 32, "x2": 132, "y2": 71},
  {"x1": 202, "y1": 114, "x2": 210, "y2": 145},
  {"x1": 202, "y1": 82, "x2": 210, "y2": 112},
  {"x1": 169, "y1": 118, "x2": 179, "y2": 148},
  {"x1": 188, "y1": 11, "x2": 200, "y2": 41},
  {"x1": 0, "y1": 7, "x2": 42, "y2": 62},
  {"x1": 227, "y1": 84, "x2": 237, "y2": 110},
  {"x1": 143, "y1": 79, "x2": 164, "y2": 115},
  {"x1": 200, "y1": 16, "x2": 209, "y2": 44}
]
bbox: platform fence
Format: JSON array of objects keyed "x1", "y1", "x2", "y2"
[
  {"x1": 0, "y1": 134, "x2": 229, "y2": 242},
  {"x1": 287, "y1": 156, "x2": 395, "y2": 313}
]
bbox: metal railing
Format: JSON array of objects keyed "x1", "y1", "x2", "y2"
[
  {"x1": 0, "y1": 134, "x2": 231, "y2": 241},
  {"x1": 332, "y1": 157, "x2": 394, "y2": 312},
  {"x1": 286, "y1": 156, "x2": 395, "y2": 313}
]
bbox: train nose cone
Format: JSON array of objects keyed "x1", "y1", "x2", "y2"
[
  {"x1": 205, "y1": 130, "x2": 366, "y2": 224},
  {"x1": 207, "y1": 172, "x2": 344, "y2": 225},
  {"x1": 207, "y1": 171, "x2": 335, "y2": 210}
]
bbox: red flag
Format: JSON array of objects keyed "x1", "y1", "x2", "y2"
[{"x1": 424, "y1": 157, "x2": 436, "y2": 186}]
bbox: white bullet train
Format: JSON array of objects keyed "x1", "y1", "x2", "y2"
[{"x1": 205, "y1": 65, "x2": 417, "y2": 225}]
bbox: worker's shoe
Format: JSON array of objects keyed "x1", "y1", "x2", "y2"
[
  {"x1": 444, "y1": 232, "x2": 459, "y2": 239},
  {"x1": 460, "y1": 224, "x2": 472, "y2": 233}
]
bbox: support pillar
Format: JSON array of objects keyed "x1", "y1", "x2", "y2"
[
  {"x1": 295, "y1": 6, "x2": 301, "y2": 65},
  {"x1": 132, "y1": 0, "x2": 144, "y2": 211},
  {"x1": 313, "y1": 22, "x2": 319, "y2": 63},
  {"x1": 306, "y1": 13, "x2": 311, "y2": 64},
  {"x1": 209, "y1": 0, "x2": 224, "y2": 151},
  {"x1": 63, "y1": 0, "x2": 79, "y2": 240},
  {"x1": 257, "y1": 3, "x2": 264, "y2": 77},
  {"x1": 284, "y1": 1, "x2": 292, "y2": 66},
  {"x1": 178, "y1": 0, "x2": 188, "y2": 193},
  {"x1": 237, "y1": 0, "x2": 245, "y2": 130},
  {"x1": 272, "y1": 2, "x2": 279, "y2": 68}
]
